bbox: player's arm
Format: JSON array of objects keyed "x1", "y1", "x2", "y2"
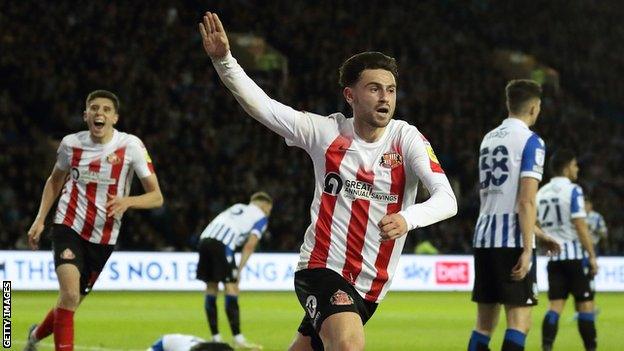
[
  {"x1": 27, "y1": 166, "x2": 69, "y2": 249},
  {"x1": 106, "y1": 139, "x2": 163, "y2": 217},
  {"x1": 534, "y1": 223, "x2": 561, "y2": 255},
  {"x1": 379, "y1": 134, "x2": 457, "y2": 241},
  {"x1": 573, "y1": 217, "x2": 598, "y2": 276},
  {"x1": 199, "y1": 12, "x2": 307, "y2": 142},
  {"x1": 238, "y1": 234, "x2": 259, "y2": 272},
  {"x1": 512, "y1": 133, "x2": 545, "y2": 280},
  {"x1": 106, "y1": 174, "x2": 163, "y2": 217},
  {"x1": 570, "y1": 187, "x2": 598, "y2": 276},
  {"x1": 512, "y1": 177, "x2": 538, "y2": 280}
]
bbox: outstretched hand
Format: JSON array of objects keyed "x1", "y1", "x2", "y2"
[{"x1": 199, "y1": 12, "x2": 230, "y2": 59}]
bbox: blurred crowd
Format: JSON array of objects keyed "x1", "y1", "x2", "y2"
[{"x1": 1, "y1": 1, "x2": 622, "y2": 255}]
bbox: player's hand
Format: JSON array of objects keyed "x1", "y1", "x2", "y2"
[
  {"x1": 199, "y1": 12, "x2": 230, "y2": 59},
  {"x1": 588, "y1": 257, "x2": 599, "y2": 278},
  {"x1": 27, "y1": 220, "x2": 45, "y2": 250},
  {"x1": 106, "y1": 193, "x2": 131, "y2": 218},
  {"x1": 541, "y1": 235, "x2": 561, "y2": 257},
  {"x1": 510, "y1": 250, "x2": 532, "y2": 281},
  {"x1": 378, "y1": 214, "x2": 408, "y2": 242}
]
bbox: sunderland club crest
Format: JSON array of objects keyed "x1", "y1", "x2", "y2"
[{"x1": 380, "y1": 152, "x2": 403, "y2": 169}]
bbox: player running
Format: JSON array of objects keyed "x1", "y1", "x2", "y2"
[{"x1": 25, "y1": 90, "x2": 164, "y2": 351}]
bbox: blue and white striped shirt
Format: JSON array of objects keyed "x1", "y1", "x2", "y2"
[
  {"x1": 537, "y1": 177, "x2": 587, "y2": 261},
  {"x1": 473, "y1": 118, "x2": 546, "y2": 248},
  {"x1": 587, "y1": 210, "x2": 607, "y2": 245},
  {"x1": 199, "y1": 203, "x2": 268, "y2": 251}
]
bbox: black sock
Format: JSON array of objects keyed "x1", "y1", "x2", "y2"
[
  {"x1": 542, "y1": 310, "x2": 559, "y2": 347},
  {"x1": 204, "y1": 294, "x2": 218, "y2": 335},
  {"x1": 577, "y1": 312, "x2": 597, "y2": 350},
  {"x1": 225, "y1": 295, "x2": 241, "y2": 336},
  {"x1": 501, "y1": 329, "x2": 525, "y2": 351}
]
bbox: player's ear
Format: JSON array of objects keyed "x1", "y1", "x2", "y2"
[
  {"x1": 83, "y1": 110, "x2": 88, "y2": 122},
  {"x1": 112, "y1": 113, "x2": 119, "y2": 125},
  {"x1": 343, "y1": 87, "x2": 354, "y2": 104}
]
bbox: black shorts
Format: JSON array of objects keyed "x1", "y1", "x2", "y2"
[
  {"x1": 547, "y1": 259, "x2": 595, "y2": 302},
  {"x1": 472, "y1": 248, "x2": 538, "y2": 306},
  {"x1": 51, "y1": 224, "x2": 114, "y2": 295},
  {"x1": 294, "y1": 268, "x2": 377, "y2": 351},
  {"x1": 196, "y1": 238, "x2": 238, "y2": 283}
]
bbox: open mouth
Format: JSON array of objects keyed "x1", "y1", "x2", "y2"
[
  {"x1": 376, "y1": 107, "x2": 390, "y2": 114},
  {"x1": 94, "y1": 120, "x2": 105, "y2": 129}
]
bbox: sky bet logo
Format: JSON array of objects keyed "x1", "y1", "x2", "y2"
[
  {"x1": 2, "y1": 281, "x2": 10, "y2": 348},
  {"x1": 435, "y1": 262, "x2": 469, "y2": 284}
]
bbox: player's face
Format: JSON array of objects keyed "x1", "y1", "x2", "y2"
[
  {"x1": 567, "y1": 158, "x2": 579, "y2": 181},
  {"x1": 345, "y1": 69, "x2": 396, "y2": 128},
  {"x1": 84, "y1": 97, "x2": 118, "y2": 142},
  {"x1": 528, "y1": 99, "x2": 541, "y2": 126}
]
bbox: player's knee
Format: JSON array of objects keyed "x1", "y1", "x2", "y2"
[
  {"x1": 58, "y1": 289, "x2": 81, "y2": 309},
  {"x1": 332, "y1": 336, "x2": 364, "y2": 351},
  {"x1": 287, "y1": 334, "x2": 314, "y2": 351}
]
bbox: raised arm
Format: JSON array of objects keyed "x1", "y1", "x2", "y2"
[{"x1": 199, "y1": 12, "x2": 301, "y2": 140}]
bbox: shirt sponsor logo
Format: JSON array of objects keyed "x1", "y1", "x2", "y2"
[
  {"x1": 379, "y1": 152, "x2": 403, "y2": 169},
  {"x1": 435, "y1": 262, "x2": 469, "y2": 284},
  {"x1": 330, "y1": 289, "x2": 354, "y2": 306},
  {"x1": 72, "y1": 167, "x2": 115, "y2": 185},
  {"x1": 343, "y1": 179, "x2": 398, "y2": 204}
]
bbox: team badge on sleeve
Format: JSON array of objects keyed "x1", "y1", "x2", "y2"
[
  {"x1": 144, "y1": 149, "x2": 153, "y2": 163},
  {"x1": 380, "y1": 152, "x2": 403, "y2": 169},
  {"x1": 420, "y1": 134, "x2": 444, "y2": 173}
]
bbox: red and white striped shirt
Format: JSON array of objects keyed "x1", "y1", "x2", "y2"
[
  {"x1": 213, "y1": 53, "x2": 457, "y2": 302},
  {"x1": 53, "y1": 130, "x2": 155, "y2": 245}
]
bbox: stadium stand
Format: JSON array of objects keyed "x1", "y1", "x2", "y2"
[{"x1": 1, "y1": 1, "x2": 622, "y2": 255}]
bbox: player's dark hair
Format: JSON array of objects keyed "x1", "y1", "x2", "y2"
[
  {"x1": 549, "y1": 148, "x2": 576, "y2": 176},
  {"x1": 250, "y1": 191, "x2": 273, "y2": 204},
  {"x1": 86, "y1": 89, "x2": 120, "y2": 112},
  {"x1": 505, "y1": 79, "x2": 542, "y2": 115},
  {"x1": 339, "y1": 52, "x2": 398, "y2": 87}
]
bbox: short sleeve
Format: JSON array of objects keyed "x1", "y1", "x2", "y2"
[
  {"x1": 520, "y1": 133, "x2": 546, "y2": 180},
  {"x1": 570, "y1": 185, "x2": 587, "y2": 218},
  {"x1": 250, "y1": 217, "x2": 268, "y2": 238},
  {"x1": 127, "y1": 137, "x2": 155, "y2": 179},
  {"x1": 54, "y1": 137, "x2": 71, "y2": 171}
]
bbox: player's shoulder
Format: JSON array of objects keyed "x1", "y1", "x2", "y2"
[
  {"x1": 61, "y1": 131, "x2": 88, "y2": 147},
  {"x1": 388, "y1": 119, "x2": 424, "y2": 142},
  {"x1": 570, "y1": 182, "x2": 584, "y2": 194},
  {"x1": 304, "y1": 111, "x2": 345, "y2": 123},
  {"x1": 116, "y1": 131, "x2": 146, "y2": 148}
]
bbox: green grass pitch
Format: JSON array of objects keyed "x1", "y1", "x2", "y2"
[{"x1": 10, "y1": 291, "x2": 624, "y2": 350}]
